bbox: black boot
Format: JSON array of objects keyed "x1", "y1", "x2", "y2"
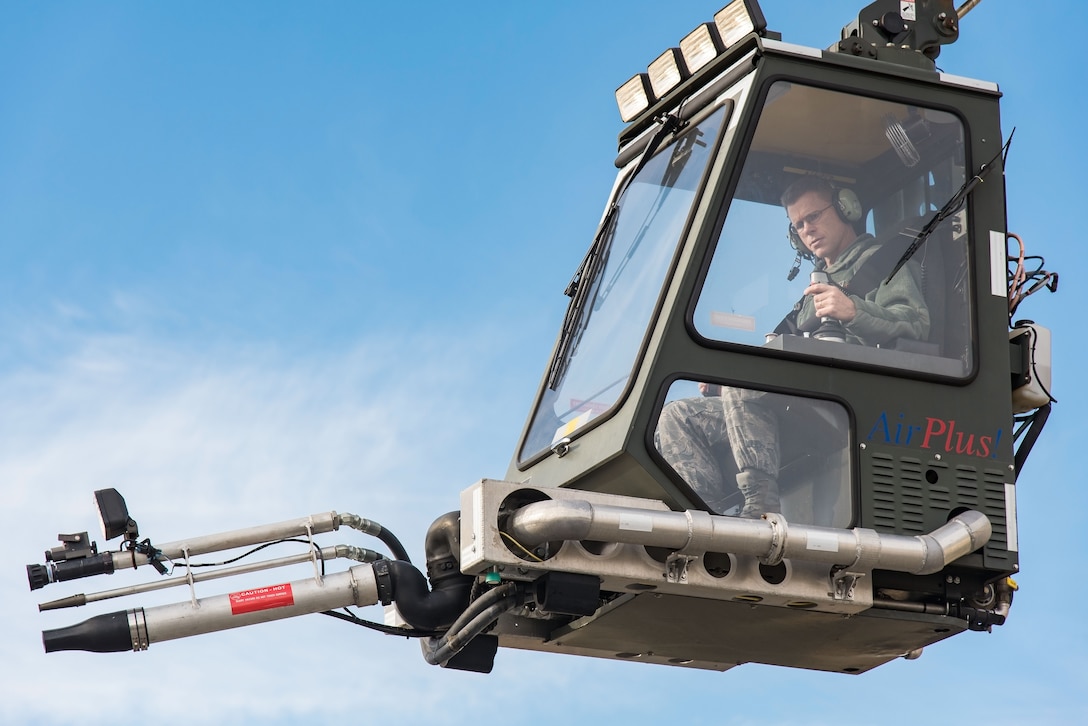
[{"x1": 736, "y1": 469, "x2": 780, "y2": 518}]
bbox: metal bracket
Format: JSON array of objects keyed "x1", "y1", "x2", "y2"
[
  {"x1": 830, "y1": 569, "x2": 865, "y2": 601},
  {"x1": 305, "y1": 520, "x2": 322, "y2": 583},
  {"x1": 183, "y1": 547, "x2": 197, "y2": 607},
  {"x1": 665, "y1": 553, "x2": 697, "y2": 584}
]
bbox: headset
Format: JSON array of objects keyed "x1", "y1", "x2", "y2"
[{"x1": 785, "y1": 180, "x2": 863, "y2": 279}]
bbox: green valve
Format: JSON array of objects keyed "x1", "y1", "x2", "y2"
[{"x1": 485, "y1": 571, "x2": 502, "y2": 585}]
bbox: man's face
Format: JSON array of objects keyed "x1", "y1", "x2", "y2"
[{"x1": 787, "y1": 190, "x2": 856, "y2": 266}]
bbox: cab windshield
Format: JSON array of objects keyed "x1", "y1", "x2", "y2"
[
  {"x1": 694, "y1": 82, "x2": 972, "y2": 377},
  {"x1": 520, "y1": 105, "x2": 729, "y2": 461}
]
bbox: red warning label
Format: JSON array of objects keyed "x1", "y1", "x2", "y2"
[{"x1": 229, "y1": 583, "x2": 295, "y2": 615}]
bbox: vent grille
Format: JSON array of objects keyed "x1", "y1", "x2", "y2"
[
  {"x1": 869, "y1": 453, "x2": 924, "y2": 533},
  {"x1": 864, "y1": 450, "x2": 1015, "y2": 571}
]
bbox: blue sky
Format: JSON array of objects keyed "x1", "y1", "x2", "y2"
[{"x1": 1, "y1": 2, "x2": 1085, "y2": 724}]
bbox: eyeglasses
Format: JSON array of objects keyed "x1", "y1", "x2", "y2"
[{"x1": 791, "y1": 204, "x2": 833, "y2": 233}]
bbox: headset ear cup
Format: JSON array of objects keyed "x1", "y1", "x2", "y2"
[
  {"x1": 834, "y1": 187, "x2": 863, "y2": 223},
  {"x1": 788, "y1": 224, "x2": 812, "y2": 260}
]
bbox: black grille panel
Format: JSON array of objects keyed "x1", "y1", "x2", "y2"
[{"x1": 863, "y1": 450, "x2": 1016, "y2": 573}]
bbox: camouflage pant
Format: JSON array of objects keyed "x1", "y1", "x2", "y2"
[{"x1": 655, "y1": 388, "x2": 779, "y2": 513}]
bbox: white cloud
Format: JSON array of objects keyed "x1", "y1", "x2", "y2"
[{"x1": 0, "y1": 321, "x2": 553, "y2": 725}]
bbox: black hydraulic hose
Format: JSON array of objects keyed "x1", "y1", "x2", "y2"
[
  {"x1": 445, "y1": 581, "x2": 518, "y2": 637},
  {"x1": 425, "y1": 589, "x2": 522, "y2": 666},
  {"x1": 338, "y1": 514, "x2": 412, "y2": 563},
  {"x1": 384, "y1": 560, "x2": 472, "y2": 631},
  {"x1": 376, "y1": 528, "x2": 412, "y2": 564}
]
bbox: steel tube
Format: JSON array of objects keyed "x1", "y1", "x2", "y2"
[
  {"x1": 39, "y1": 544, "x2": 382, "y2": 611},
  {"x1": 42, "y1": 564, "x2": 381, "y2": 653},
  {"x1": 137, "y1": 564, "x2": 380, "y2": 647},
  {"x1": 105, "y1": 512, "x2": 344, "y2": 572},
  {"x1": 507, "y1": 500, "x2": 991, "y2": 576}
]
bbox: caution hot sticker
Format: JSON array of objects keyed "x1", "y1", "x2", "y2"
[{"x1": 229, "y1": 583, "x2": 295, "y2": 615}]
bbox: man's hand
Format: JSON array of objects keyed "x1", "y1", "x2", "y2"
[{"x1": 804, "y1": 282, "x2": 856, "y2": 322}]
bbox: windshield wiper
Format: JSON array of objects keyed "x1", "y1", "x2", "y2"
[
  {"x1": 885, "y1": 130, "x2": 1013, "y2": 283},
  {"x1": 595, "y1": 125, "x2": 707, "y2": 309},
  {"x1": 547, "y1": 203, "x2": 619, "y2": 389}
]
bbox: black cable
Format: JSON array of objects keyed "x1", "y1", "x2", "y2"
[
  {"x1": 169, "y1": 539, "x2": 388, "y2": 579},
  {"x1": 1014, "y1": 403, "x2": 1051, "y2": 475},
  {"x1": 1027, "y1": 326, "x2": 1056, "y2": 404},
  {"x1": 319, "y1": 608, "x2": 440, "y2": 638},
  {"x1": 174, "y1": 538, "x2": 321, "y2": 568}
]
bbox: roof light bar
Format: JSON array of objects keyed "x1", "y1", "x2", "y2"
[
  {"x1": 713, "y1": 0, "x2": 767, "y2": 50},
  {"x1": 680, "y1": 22, "x2": 725, "y2": 74},
  {"x1": 615, "y1": 0, "x2": 767, "y2": 125},
  {"x1": 647, "y1": 48, "x2": 689, "y2": 100},
  {"x1": 615, "y1": 73, "x2": 653, "y2": 123}
]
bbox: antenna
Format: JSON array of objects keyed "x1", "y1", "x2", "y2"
[{"x1": 957, "y1": 0, "x2": 983, "y2": 20}]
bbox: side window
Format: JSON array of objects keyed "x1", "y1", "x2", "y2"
[
  {"x1": 519, "y1": 105, "x2": 730, "y2": 463},
  {"x1": 654, "y1": 380, "x2": 852, "y2": 527},
  {"x1": 693, "y1": 82, "x2": 971, "y2": 378}
]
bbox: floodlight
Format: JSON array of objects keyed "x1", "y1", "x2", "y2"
[
  {"x1": 647, "y1": 48, "x2": 688, "y2": 100},
  {"x1": 713, "y1": 0, "x2": 767, "y2": 49},
  {"x1": 680, "y1": 22, "x2": 725, "y2": 74},
  {"x1": 615, "y1": 73, "x2": 653, "y2": 123},
  {"x1": 94, "y1": 488, "x2": 135, "y2": 541}
]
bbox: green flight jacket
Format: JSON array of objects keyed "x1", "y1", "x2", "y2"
[{"x1": 797, "y1": 233, "x2": 930, "y2": 346}]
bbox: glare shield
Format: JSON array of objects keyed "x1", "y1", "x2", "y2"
[
  {"x1": 680, "y1": 23, "x2": 725, "y2": 74},
  {"x1": 647, "y1": 48, "x2": 688, "y2": 100},
  {"x1": 616, "y1": 73, "x2": 653, "y2": 123},
  {"x1": 714, "y1": 0, "x2": 768, "y2": 49}
]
